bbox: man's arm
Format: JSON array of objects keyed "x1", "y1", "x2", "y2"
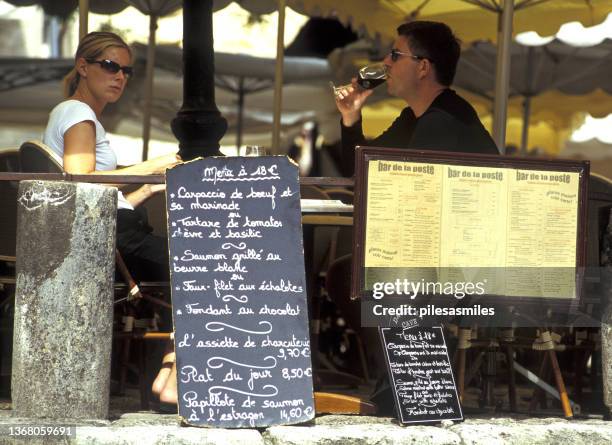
[
  {"x1": 340, "y1": 117, "x2": 366, "y2": 176},
  {"x1": 340, "y1": 107, "x2": 418, "y2": 176},
  {"x1": 334, "y1": 79, "x2": 374, "y2": 176}
]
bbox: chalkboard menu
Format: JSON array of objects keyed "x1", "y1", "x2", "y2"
[
  {"x1": 379, "y1": 326, "x2": 463, "y2": 424},
  {"x1": 165, "y1": 156, "x2": 315, "y2": 428}
]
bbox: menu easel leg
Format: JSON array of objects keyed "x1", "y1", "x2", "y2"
[
  {"x1": 529, "y1": 350, "x2": 549, "y2": 412},
  {"x1": 501, "y1": 329, "x2": 517, "y2": 412},
  {"x1": 547, "y1": 348, "x2": 573, "y2": 418},
  {"x1": 529, "y1": 330, "x2": 573, "y2": 418},
  {"x1": 456, "y1": 327, "x2": 471, "y2": 402}
]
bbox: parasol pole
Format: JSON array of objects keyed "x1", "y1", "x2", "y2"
[
  {"x1": 271, "y1": 0, "x2": 286, "y2": 153},
  {"x1": 492, "y1": 0, "x2": 514, "y2": 154},
  {"x1": 520, "y1": 47, "x2": 535, "y2": 155},
  {"x1": 236, "y1": 77, "x2": 245, "y2": 152},
  {"x1": 141, "y1": 14, "x2": 158, "y2": 161},
  {"x1": 520, "y1": 96, "x2": 531, "y2": 155},
  {"x1": 78, "y1": 0, "x2": 89, "y2": 39}
]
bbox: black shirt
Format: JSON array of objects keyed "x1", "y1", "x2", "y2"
[{"x1": 341, "y1": 89, "x2": 498, "y2": 175}]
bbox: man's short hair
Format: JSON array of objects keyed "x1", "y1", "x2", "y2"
[{"x1": 397, "y1": 21, "x2": 461, "y2": 86}]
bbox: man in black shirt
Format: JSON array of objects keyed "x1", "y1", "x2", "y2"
[
  {"x1": 335, "y1": 21, "x2": 498, "y2": 175},
  {"x1": 333, "y1": 21, "x2": 498, "y2": 412}
]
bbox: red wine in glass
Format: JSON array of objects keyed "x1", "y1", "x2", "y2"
[
  {"x1": 331, "y1": 63, "x2": 387, "y2": 97},
  {"x1": 357, "y1": 63, "x2": 387, "y2": 90},
  {"x1": 357, "y1": 76, "x2": 386, "y2": 89}
]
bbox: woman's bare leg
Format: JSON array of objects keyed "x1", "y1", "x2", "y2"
[
  {"x1": 152, "y1": 341, "x2": 175, "y2": 397},
  {"x1": 160, "y1": 363, "x2": 178, "y2": 404}
]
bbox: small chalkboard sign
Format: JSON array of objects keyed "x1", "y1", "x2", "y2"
[
  {"x1": 165, "y1": 156, "x2": 315, "y2": 428},
  {"x1": 379, "y1": 326, "x2": 463, "y2": 424}
]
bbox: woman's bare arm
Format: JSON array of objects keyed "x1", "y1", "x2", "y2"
[
  {"x1": 63, "y1": 121, "x2": 97, "y2": 173},
  {"x1": 124, "y1": 183, "x2": 165, "y2": 208},
  {"x1": 63, "y1": 121, "x2": 180, "y2": 176}
]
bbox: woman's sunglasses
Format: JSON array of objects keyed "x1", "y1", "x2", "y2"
[{"x1": 86, "y1": 59, "x2": 134, "y2": 78}]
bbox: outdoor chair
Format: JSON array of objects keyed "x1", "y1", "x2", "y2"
[
  {"x1": 0, "y1": 147, "x2": 20, "y2": 396},
  {"x1": 0, "y1": 147, "x2": 20, "y2": 263},
  {"x1": 18, "y1": 140, "x2": 172, "y2": 409},
  {"x1": 300, "y1": 186, "x2": 352, "y2": 375},
  {"x1": 321, "y1": 188, "x2": 353, "y2": 265}
]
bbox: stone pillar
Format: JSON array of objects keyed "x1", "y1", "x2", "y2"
[
  {"x1": 171, "y1": 0, "x2": 228, "y2": 160},
  {"x1": 601, "y1": 208, "x2": 612, "y2": 418},
  {"x1": 12, "y1": 180, "x2": 116, "y2": 419}
]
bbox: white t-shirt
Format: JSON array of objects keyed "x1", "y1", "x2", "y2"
[{"x1": 43, "y1": 100, "x2": 133, "y2": 210}]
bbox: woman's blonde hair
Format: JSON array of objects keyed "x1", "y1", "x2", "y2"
[{"x1": 63, "y1": 31, "x2": 132, "y2": 98}]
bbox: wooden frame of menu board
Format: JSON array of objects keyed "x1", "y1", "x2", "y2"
[{"x1": 351, "y1": 146, "x2": 589, "y2": 307}]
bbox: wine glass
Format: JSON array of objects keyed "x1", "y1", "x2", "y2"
[
  {"x1": 330, "y1": 63, "x2": 387, "y2": 98},
  {"x1": 243, "y1": 146, "x2": 270, "y2": 156}
]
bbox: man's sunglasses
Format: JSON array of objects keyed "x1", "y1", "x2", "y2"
[
  {"x1": 389, "y1": 49, "x2": 428, "y2": 63},
  {"x1": 86, "y1": 59, "x2": 134, "y2": 78}
]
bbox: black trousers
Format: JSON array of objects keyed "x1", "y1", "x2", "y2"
[{"x1": 116, "y1": 208, "x2": 169, "y2": 282}]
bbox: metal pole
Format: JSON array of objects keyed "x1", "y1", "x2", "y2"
[
  {"x1": 141, "y1": 14, "x2": 158, "y2": 161},
  {"x1": 236, "y1": 77, "x2": 245, "y2": 152},
  {"x1": 520, "y1": 46, "x2": 535, "y2": 155},
  {"x1": 271, "y1": 0, "x2": 286, "y2": 153},
  {"x1": 78, "y1": 0, "x2": 89, "y2": 40},
  {"x1": 492, "y1": 0, "x2": 514, "y2": 154},
  {"x1": 171, "y1": 0, "x2": 227, "y2": 160},
  {"x1": 520, "y1": 96, "x2": 531, "y2": 155}
]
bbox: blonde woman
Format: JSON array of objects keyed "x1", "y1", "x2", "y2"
[{"x1": 43, "y1": 31, "x2": 178, "y2": 407}]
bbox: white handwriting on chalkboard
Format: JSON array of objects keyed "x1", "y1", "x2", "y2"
[
  {"x1": 209, "y1": 385, "x2": 278, "y2": 398},
  {"x1": 219, "y1": 409, "x2": 265, "y2": 427},
  {"x1": 226, "y1": 228, "x2": 262, "y2": 239},
  {"x1": 183, "y1": 390, "x2": 234, "y2": 407},
  {"x1": 221, "y1": 242, "x2": 246, "y2": 250},
  {"x1": 190, "y1": 199, "x2": 240, "y2": 211},
  {"x1": 222, "y1": 294, "x2": 249, "y2": 303},
  {"x1": 246, "y1": 186, "x2": 277, "y2": 209},
  {"x1": 202, "y1": 166, "x2": 235, "y2": 184},
  {"x1": 185, "y1": 302, "x2": 231, "y2": 315},
  {"x1": 247, "y1": 369, "x2": 272, "y2": 390},
  {"x1": 202, "y1": 164, "x2": 280, "y2": 184},
  {"x1": 206, "y1": 321, "x2": 273, "y2": 335},
  {"x1": 196, "y1": 336, "x2": 239, "y2": 348},
  {"x1": 174, "y1": 263, "x2": 208, "y2": 273},
  {"x1": 180, "y1": 250, "x2": 225, "y2": 261},
  {"x1": 213, "y1": 279, "x2": 233, "y2": 296},
  {"x1": 259, "y1": 303, "x2": 300, "y2": 316},
  {"x1": 280, "y1": 186, "x2": 296, "y2": 197},
  {"x1": 178, "y1": 333, "x2": 193, "y2": 347},
  {"x1": 214, "y1": 260, "x2": 247, "y2": 273},
  {"x1": 207, "y1": 355, "x2": 277, "y2": 369},
  {"x1": 177, "y1": 186, "x2": 226, "y2": 199},
  {"x1": 182, "y1": 280, "x2": 209, "y2": 291},
  {"x1": 232, "y1": 249, "x2": 261, "y2": 261},
  {"x1": 243, "y1": 215, "x2": 283, "y2": 228},
  {"x1": 176, "y1": 216, "x2": 220, "y2": 228},
  {"x1": 260, "y1": 335, "x2": 309, "y2": 348},
  {"x1": 181, "y1": 365, "x2": 214, "y2": 383},
  {"x1": 259, "y1": 279, "x2": 303, "y2": 293},
  {"x1": 263, "y1": 398, "x2": 304, "y2": 409},
  {"x1": 171, "y1": 227, "x2": 203, "y2": 238}
]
